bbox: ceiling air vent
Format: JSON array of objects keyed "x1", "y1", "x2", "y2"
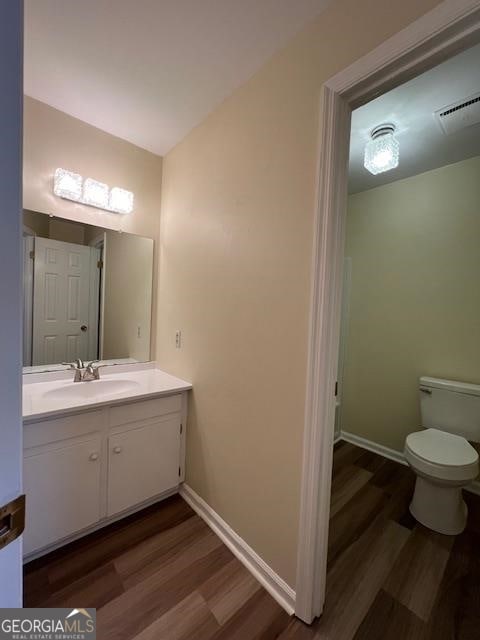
[{"x1": 434, "y1": 92, "x2": 480, "y2": 135}]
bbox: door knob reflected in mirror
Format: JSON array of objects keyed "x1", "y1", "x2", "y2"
[
  {"x1": 89, "y1": 452, "x2": 99, "y2": 461},
  {"x1": 81, "y1": 325, "x2": 88, "y2": 332},
  {"x1": 113, "y1": 446, "x2": 122, "y2": 454}
]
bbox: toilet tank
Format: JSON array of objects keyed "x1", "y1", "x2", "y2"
[{"x1": 420, "y1": 377, "x2": 480, "y2": 442}]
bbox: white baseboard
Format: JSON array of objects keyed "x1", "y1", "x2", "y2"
[
  {"x1": 340, "y1": 431, "x2": 407, "y2": 466},
  {"x1": 179, "y1": 484, "x2": 295, "y2": 616},
  {"x1": 340, "y1": 430, "x2": 480, "y2": 496}
]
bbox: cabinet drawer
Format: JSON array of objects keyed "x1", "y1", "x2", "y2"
[
  {"x1": 107, "y1": 417, "x2": 181, "y2": 516},
  {"x1": 24, "y1": 410, "x2": 103, "y2": 450},
  {"x1": 109, "y1": 394, "x2": 182, "y2": 427}
]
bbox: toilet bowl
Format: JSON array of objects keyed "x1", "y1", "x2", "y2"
[
  {"x1": 405, "y1": 428, "x2": 478, "y2": 535},
  {"x1": 405, "y1": 376, "x2": 480, "y2": 535}
]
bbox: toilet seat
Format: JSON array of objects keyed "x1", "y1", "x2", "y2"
[{"x1": 405, "y1": 428, "x2": 479, "y2": 482}]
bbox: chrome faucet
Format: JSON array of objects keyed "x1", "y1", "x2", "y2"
[
  {"x1": 83, "y1": 361, "x2": 101, "y2": 382},
  {"x1": 63, "y1": 359, "x2": 103, "y2": 382}
]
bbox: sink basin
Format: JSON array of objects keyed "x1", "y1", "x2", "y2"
[{"x1": 43, "y1": 378, "x2": 140, "y2": 402}]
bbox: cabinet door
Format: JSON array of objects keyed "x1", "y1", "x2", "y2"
[
  {"x1": 23, "y1": 436, "x2": 102, "y2": 555},
  {"x1": 108, "y1": 418, "x2": 180, "y2": 516}
]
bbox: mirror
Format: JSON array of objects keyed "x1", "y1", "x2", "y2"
[{"x1": 23, "y1": 210, "x2": 154, "y2": 372}]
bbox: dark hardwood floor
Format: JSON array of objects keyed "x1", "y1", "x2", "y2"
[{"x1": 24, "y1": 441, "x2": 480, "y2": 639}]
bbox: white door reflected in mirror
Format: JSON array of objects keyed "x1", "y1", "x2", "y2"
[{"x1": 23, "y1": 210, "x2": 154, "y2": 372}]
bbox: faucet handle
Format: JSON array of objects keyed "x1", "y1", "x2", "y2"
[{"x1": 62, "y1": 361, "x2": 83, "y2": 370}]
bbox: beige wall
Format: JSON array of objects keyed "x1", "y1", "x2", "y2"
[
  {"x1": 23, "y1": 96, "x2": 162, "y2": 357},
  {"x1": 156, "y1": 0, "x2": 442, "y2": 587},
  {"x1": 103, "y1": 231, "x2": 154, "y2": 362},
  {"x1": 343, "y1": 156, "x2": 480, "y2": 453}
]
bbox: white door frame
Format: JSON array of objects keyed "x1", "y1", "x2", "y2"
[
  {"x1": 295, "y1": 0, "x2": 480, "y2": 623},
  {"x1": 0, "y1": 0, "x2": 23, "y2": 607}
]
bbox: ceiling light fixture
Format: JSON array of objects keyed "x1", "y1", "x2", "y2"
[
  {"x1": 364, "y1": 124, "x2": 399, "y2": 175},
  {"x1": 53, "y1": 168, "x2": 134, "y2": 214}
]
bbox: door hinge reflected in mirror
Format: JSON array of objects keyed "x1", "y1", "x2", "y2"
[
  {"x1": 29, "y1": 250, "x2": 35, "y2": 260},
  {"x1": 0, "y1": 494, "x2": 26, "y2": 550},
  {"x1": 97, "y1": 259, "x2": 104, "y2": 269}
]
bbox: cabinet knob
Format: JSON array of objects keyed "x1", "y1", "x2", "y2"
[
  {"x1": 113, "y1": 446, "x2": 122, "y2": 454},
  {"x1": 89, "y1": 452, "x2": 99, "y2": 461}
]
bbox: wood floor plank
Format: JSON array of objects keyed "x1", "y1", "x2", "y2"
[
  {"x1": 383, "y1": 525, "x2": 453, "y2": 621},
  {"x1": 332, "y1": 442, "x2": 366, "y2": 478},
  {"x1": 114, "y1": 515, "x2": 208, "y2": 576},
  {"x1": 43, "y1": 495, "x2": 194, "y2": 589},
  {"x1": 425, "y1": 528, "x2": 480, "y2": 640},
  {"x1": 327, "y1": 482, "x2": 389, "y2": 569},
  {"x1": 464, "y1": 491, "x2": 480, "y2": 535},
  {"x1": 40, "y1": 562, "x2": 124, "y2": 610},
  {"x1": 199, "y1": 558, "x2": 262, "y2": 625},
  {"x1": 316, "y1": 518, "x2": 410, "y2": 640},
  {"x1": 119, "y1": 524, "x2": 223, "y2": 591},
  {"x1": 23, "y1": 565, "x2": 51, "y2": 607},
  {"x1": 353, "y1": 589, "x2": 426, "y2": 640},
  {"x1": 114, "y1": 515, "x2": 211, "y2": 584},
  {"x1": 131, "y1": 591, "x2": 220, "y2": 640},
  {"x1": 330, "y1": 464, "x2": 373, "y2": 518},
  {"x1": 368, "y1": 459, "x2": 413, "y2": 493},
  {"x1": 379, "y1": 470, "x2": 416, "y2": 529},
  {"x1": 354, "y1": 450, "x2": 386, "y2": 474},
  {"x1": 276, "y1": 619, "x2": 317, "y2": 639},
  {"x1": 209, "y1": 589, "x2": 289, "y2": 640},
  {"x1": 97, "y1": 545, "x2": 232, "y2": 640}
]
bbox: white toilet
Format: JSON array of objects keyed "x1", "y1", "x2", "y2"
[{"x1": 405, "y1": 376, "x2": 480, "y2": 535}]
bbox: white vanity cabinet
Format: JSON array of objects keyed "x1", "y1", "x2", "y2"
[{"x1": 23, "y1": 392, "x2": 187, "y2": 559}]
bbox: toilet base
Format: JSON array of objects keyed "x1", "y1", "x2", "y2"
[{"x1": 409, "y1": 475, "x2": 468, "y2": 535}]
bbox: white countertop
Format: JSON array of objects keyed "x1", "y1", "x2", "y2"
[{"x1": 23, "y1": 367, "x2": 192, "y2": 422}]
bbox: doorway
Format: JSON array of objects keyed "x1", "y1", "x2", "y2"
[{"x1": 295, "y1": 0, "x2": 480, "y2": 624}]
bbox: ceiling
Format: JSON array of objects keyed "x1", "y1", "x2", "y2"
[
  {"x1": 349, "y1": 43, "x2": 480, "y2": 194},
  {"x1": 24, "y1": 0, "x2": 331, "y2": 157}
]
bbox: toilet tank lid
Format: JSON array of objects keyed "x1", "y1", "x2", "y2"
[{"x1": 420, "y1": 376, "x2": 480, "y2": 397}]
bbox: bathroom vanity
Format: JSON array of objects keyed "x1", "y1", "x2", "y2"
[{"x1": 22, "y1": 366, "x2": 191, "y2": 559}]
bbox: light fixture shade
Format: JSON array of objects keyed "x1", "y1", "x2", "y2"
[
  {"x1": 109, "y1": 187, "x2": 134, "y2": 214},
  {"x1": 53, "y1": 168, "x2": 83, "y2": 201},
  {"x1": 364, "y1": 126, "x2": 399, "y2": 175},
  {"x1": 82, "y1": 178, "x2": 109, "y2": 209}
]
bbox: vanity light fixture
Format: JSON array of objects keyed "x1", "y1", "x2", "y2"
[
  {"x1": 53, "y1": 168, "x2": 83, "y2": 201},
  {"x1": 53, "y1": 168, "x2": 134, "y2": 214},
  {"x1": 82, "y1": 178, "x2": 110, "y2": 209},
  {"x1": 109, "y1": 187, "x2": 134, "y2": 214},
  {"x1": 364, "y1": 124, "x2": 399, "y2": 175}
]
